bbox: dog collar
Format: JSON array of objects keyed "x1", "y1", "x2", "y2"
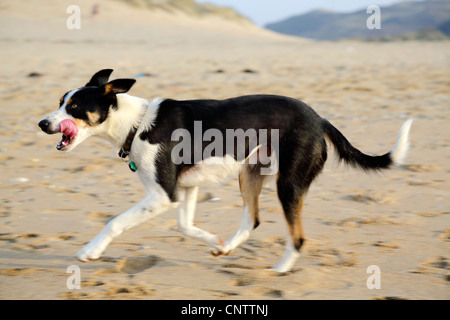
[{"x1": 118, "y1": 108, "x2": 147, "y2": 172}]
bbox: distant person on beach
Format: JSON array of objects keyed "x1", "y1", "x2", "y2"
[{"x1": 91, "y1": 4, "x2": 99, "y2": 19}]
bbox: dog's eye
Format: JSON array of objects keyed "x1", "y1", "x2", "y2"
[{"x1": 71, "y1": 104, "x2": 78, "y2": 109}]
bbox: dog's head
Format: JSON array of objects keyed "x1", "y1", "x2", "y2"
[{"x1": 38, "y1": 69, "x2": 135, "y2": 151}]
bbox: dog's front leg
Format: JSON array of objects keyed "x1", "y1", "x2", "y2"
[
  {"x1": 76, "y1": 193, "x2": 171, "y2": 262},
  {"x1": 177, "y1": 186, "x2": 225, "y2": 250}
]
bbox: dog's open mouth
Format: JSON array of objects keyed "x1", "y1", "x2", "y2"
[
  {"x1": 57, "y1": 134, "x2": 74, "y2": 150},
  {"x1": 57, "y1": 119, "x2": 78, "y2": 151}
]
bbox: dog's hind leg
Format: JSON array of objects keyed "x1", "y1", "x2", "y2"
[
  {"x1": 177, "y1": 186, "x2": 225, "y2": 250},
  {"x1": 76, "y1": 192, "x2": 171, "y2": 262},
  {"x1": 270, "y1": 138, "x2": 327, "y2": 272},
  {"x1": 270, "y1": 192, "x2": 305, "y2": 272},
  {"x1": 270, "y1": 170, "x2": 310, "y2": 272},
  {"x1": 211, "y1": 165, "x2": 266, "y2": 256}
]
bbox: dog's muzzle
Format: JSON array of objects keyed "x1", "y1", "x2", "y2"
[{"x1": 39, "y1": 118, "x2": 79, "y2": 151}]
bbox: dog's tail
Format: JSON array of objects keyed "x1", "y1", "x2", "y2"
[{"x1": 322, "y1": 118, "x2": 413, "y2": 172}]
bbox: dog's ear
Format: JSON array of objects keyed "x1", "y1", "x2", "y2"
[
  {"x1": 103, "y1": 79, "x2": 136, "y2": 95},
  {"x1": 86, "y1": 69, "x2": 114, "y2": 87}
]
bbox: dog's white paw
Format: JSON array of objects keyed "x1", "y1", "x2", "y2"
[
  {"x1": 209, "y1": 248, "x2": 231, "y2": 257},
  {"x1": 76, "y1": 243, "x2": 102, "y2": 262},
  {"x1": 209, "y1": 236, "x2": 231, "y2": 257}
]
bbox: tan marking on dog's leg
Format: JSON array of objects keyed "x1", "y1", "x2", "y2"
[
  {"x1": 268, "y1": 195, "x2": 305, "y2": 272},
  {"x1": 239, "y1": 165, "x2": 266, "y2": 228},
  {"x1": 211, "y1": 165, "x2": 266, "y2": 256},
  {"x1": 286, "y1": 196, "x2": 305, "y2": 251}
]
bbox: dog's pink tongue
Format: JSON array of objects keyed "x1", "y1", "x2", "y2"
[{"x1": 59, "y1": 119, "x2": 78, "y2": 138}]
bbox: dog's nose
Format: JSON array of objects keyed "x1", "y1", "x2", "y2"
[{"x1": 38, "y1": 119, "x2": 51, "y2": 133}]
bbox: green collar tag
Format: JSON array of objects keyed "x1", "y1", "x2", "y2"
[{"x1": 129, "y1": 161, "x2": 137, "y2": 172}]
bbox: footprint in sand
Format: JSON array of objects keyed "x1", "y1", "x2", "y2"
[
  {"x1": 372, "y1": 241, "x2": 399, "y2": 249},
  {"x1": 409, "y1": 256, "x2": 449, "y2": 279},
  {"x1": 416, "y1": 212, "x2": 449, "y2": 218},
  {"x1": 88, "y1": 211, "x2": 114, "y2": 222},
  {"x1": 404, "y1": 164, "x2": 442, "y2": 172},
  {"x1": 308, "y1": 248, "x2": 358, "y2": 267},
  {"x1": 115, "y1": 255, "x2": 163, "y2": 274},
  {"x1": 1, "y1": 232, "x2": 75, "y2": 251},
  {"x1": 438, "y1": 229, "x2": 450, "y2": 241},
  {"x1": 342, "y1": 193, "x2": 396, "y2": 205}
]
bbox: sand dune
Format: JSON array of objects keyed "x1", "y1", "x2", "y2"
[{"x1": 0, "y1": 1, "x2": 449, "y2": 300}]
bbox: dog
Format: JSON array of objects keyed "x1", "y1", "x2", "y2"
[{"x1": 38, "y1": 69, "x2": 413, "y2": 272}]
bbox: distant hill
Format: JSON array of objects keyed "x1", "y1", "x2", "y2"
[
  {"x1": 438, "y1": 19, "x2": 450, "y2": 35},
  {"x1": 265, "y1": 0, "x2": 450, "y2": 41},
  {"x1": 114, "y1": 0, "x2": 251, "y2": 24}
]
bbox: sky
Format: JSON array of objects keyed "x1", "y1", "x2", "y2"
[{"x1": 196, "y1": 0, "x2": 405, "y2": 26}]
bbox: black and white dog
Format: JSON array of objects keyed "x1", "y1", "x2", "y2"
[{"x1": 38, "y1": 69, "x2": 412, "y2": 272}]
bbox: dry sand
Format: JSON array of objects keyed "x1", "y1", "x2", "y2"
[{"x1": 0, "y1": 0, "x2": 449, "y2": 300}]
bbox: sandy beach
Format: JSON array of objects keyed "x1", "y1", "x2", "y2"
[{"x1": 0, "y1": 0, "x2": 449, "y2": 300}]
